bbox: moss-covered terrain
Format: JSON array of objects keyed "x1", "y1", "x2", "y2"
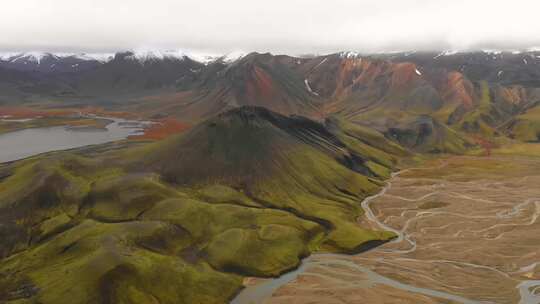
[
  {"x1": 506, "y1": 105, "x2": 540, "y2": 142},
  {"x1": 0, "y1": 106, "x2": 401, "y2": 304}
]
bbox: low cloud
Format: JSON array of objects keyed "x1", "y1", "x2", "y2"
[{"x1": 1, "y1": 0, "x2": 539, "y2": 54}]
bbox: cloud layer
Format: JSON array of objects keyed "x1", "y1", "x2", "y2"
[{"x1": 1, "y1": 0, "x2": 539, "y2": 54}]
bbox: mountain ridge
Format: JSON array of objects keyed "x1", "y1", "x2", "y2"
[{"x1": 2, "y1": 49, "x2": 540, "y2": 145}]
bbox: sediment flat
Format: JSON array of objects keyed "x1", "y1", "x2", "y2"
[{"x1": 254, "y1": 155, "x2": 540, "y2": 304}]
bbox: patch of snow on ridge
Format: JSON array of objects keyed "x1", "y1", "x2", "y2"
[
  {"x1": 221, "y1": 51, "x2": 246, "y2": 63},
  {"x1": 313, "y1": 58, "x2": 328, "y2": 70},
  {"x1": 11, "y1": 52, "x2": 52, "y2": 64},
  {"x1": 0, "y1": 52, "x2": 20, "y2": 61},
  {"x1": 175, "y1": 50, "x2": 245, "y2": 65},
  {"x1": 186, "y1": 52, "x2": 221, "y2": 65},
  {"x1": 304, "y1": 79, "x2": 319, "y2": 96},
  {"x1": 340, "y1": 51, "x2": 360, "y2": 59},
  {"x1": 54, "y1": 52, "x2": 115, "y2": 63},
  {"x1": 482, "y1": 49, "x2": 503, "y2": 55},
  {"x1": 526, "y1": 47, "x2": 540, "y2": 52},
  {"x1": 434, "y1": 50, "x2": 459, "y2": 59},
  {"x1": 122, "y1": 49, "x2": 245, "y2": 64},
  {"x1": 0, "y1": 49, "x2": 242, "y2": 65},
  {"x1": 0, "y1": 52, "x2": 115, "y2": 63},
  {"x1": 74, "y1": 53, "x2": 115, "y2": 62},
  {"x1": 126, "y1": 49, "x2": 187, "y2": 63}
]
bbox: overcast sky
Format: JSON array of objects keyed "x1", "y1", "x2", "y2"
[{"x1": 1, "y1": 0, "x2": 539, "y2": 55}]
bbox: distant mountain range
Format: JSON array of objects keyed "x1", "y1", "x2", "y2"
[
  {"x1": 2, "y1": 49, "x2": 539, "y2": 73},
  {"x1": 1, "y1": 49, "x2": 540, "y2": 148},
  {"x1": 0, "y1": 50, "x2": 245, "y2": 73}
]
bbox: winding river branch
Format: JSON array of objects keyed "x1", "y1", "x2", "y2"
[{"x1": 233, "y1": 156, "x2": 540, "y2": 303}]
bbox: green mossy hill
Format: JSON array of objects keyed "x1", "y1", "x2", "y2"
[
  {"x1": 387, "y1": 115, "x2": 475, "y2": 154},
  {"x1": 505, "y1": 105, "x2": 540, "y2": 142},
  {"x1": 143, "y1": 106, "x2": 397, "y2": 251},
  {"x1": 326, "y1": 116, "x2": 408, "y2": 170},
  {"x1": 334, "y1": 79, "x2": 540, "y2": 153},
  {"x1": 453, "y1": 82, "x2": 502, "y2": 137},
  {"x1": 146, "y1": 106, "x2": 352, "y2": 184},
  {"x1": 349, "y1": 107, "x2": 475, "y2": 154},
  {"x1": 0, "y1": 106, "x2": 401, "y2": 304},
  {"x1": 0, "y1": 155, "x2": 122, "y2": 258}
]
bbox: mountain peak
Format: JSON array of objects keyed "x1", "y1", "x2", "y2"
[
  {"x1": 124, "y1": 49, "x2": 187, "y2": 63},
  {"x1": 0, "y1": 52, "x2": 54, "y2": 64},
  {"x1": 0, "y1": 51, "x2": 115, "y2": 64}
]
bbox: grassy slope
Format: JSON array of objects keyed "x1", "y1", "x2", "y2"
[
  {"x1": 0, "y1": 106, "x2": 400, "y2": 304},
  {"x1": 144, "y1": 107, "x2": 396, "y2": 251},
  {"x1": 507, "y1": 105, "x2": 540, "y2": 142},
  {"x1": 0, "y1": 156, "x2": 319, "y2": 303},
  {"x1": 456, "y1": 81, "x2": 499, "y2": 137},
  {"x1": 348, "y1": 106, "x2": 475, "y2": 154}
]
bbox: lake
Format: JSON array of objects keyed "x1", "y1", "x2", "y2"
[{"x1": 0, "y1": 117, "x2": 148, "y2": 163}]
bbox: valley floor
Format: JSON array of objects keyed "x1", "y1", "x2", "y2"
[{"x1": 236, "y1": 154, "x2": 540, "y2": 304}]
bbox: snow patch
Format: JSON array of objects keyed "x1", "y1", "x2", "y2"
[
  {"x1": 73, "y1": 53, "x2": 115, "y2": 62},
  {"x1": 526, "y1": 46, "x2": 540, "y2": 52},
  {"x1": 304, "y1": 79, "x2": 319, "y2": 96},
  {"x1": 221, "y1": 51, "x2": 246, "y2": 63},
  {"x1": 126, "y1": 49, "x2": 187, "y2": 63},
  {"x1": 0, "y1": 52, "x2": 20, "y2": 61},
  {"x1": 48, "y1": 52, "x2": 114, "y2": 62},
  {"x1": 186, "y1": 52, "x2": 220, "y2": 65},
  {"x1": 181, "y1": 50, "x2": 246, "y2": 65},
  {"x1": 11, "y1": 52, "x2": 53, "y2": 64},
  {"x1": 340, "y1": 51, "x2": 361, "y2": 59},
  {"x1": 0, "y1": 51, "x2": 115, "y2": 64},
  {"x1": 482, "y1": 49, "x2": 503, "y2": 55},
  {"x1": 313, "y1": 58, "x2": 328, "y2": 70},
  {"x1": 0, "y1": 49, "x2": 246, "y2": 65},
  {"x1": 434, "y1": 50, "x2": 460, "y2": 59}
]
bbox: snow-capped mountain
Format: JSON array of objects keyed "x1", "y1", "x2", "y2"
[
  {"x1": 119, "y1": 49, "x2": 247, "y2": 65},
  {"x1": 0, "y1": 52, "x2": 53, "y2": 64},
  {"x1": 0, "y1": 49, "x2": 247, "y2": 73},
  {"x1": 67, "y1": 53, "x2": 115, "y2": 63},
  {"x1": 0, "y1": 52, "x2": 111, "y2": 73},
  {"x1": 0, "y1": 52, "x2": 115, "y2": 64},
  {"x1": 122, "y1": 49, "x2": 188, "y2": 63}
]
